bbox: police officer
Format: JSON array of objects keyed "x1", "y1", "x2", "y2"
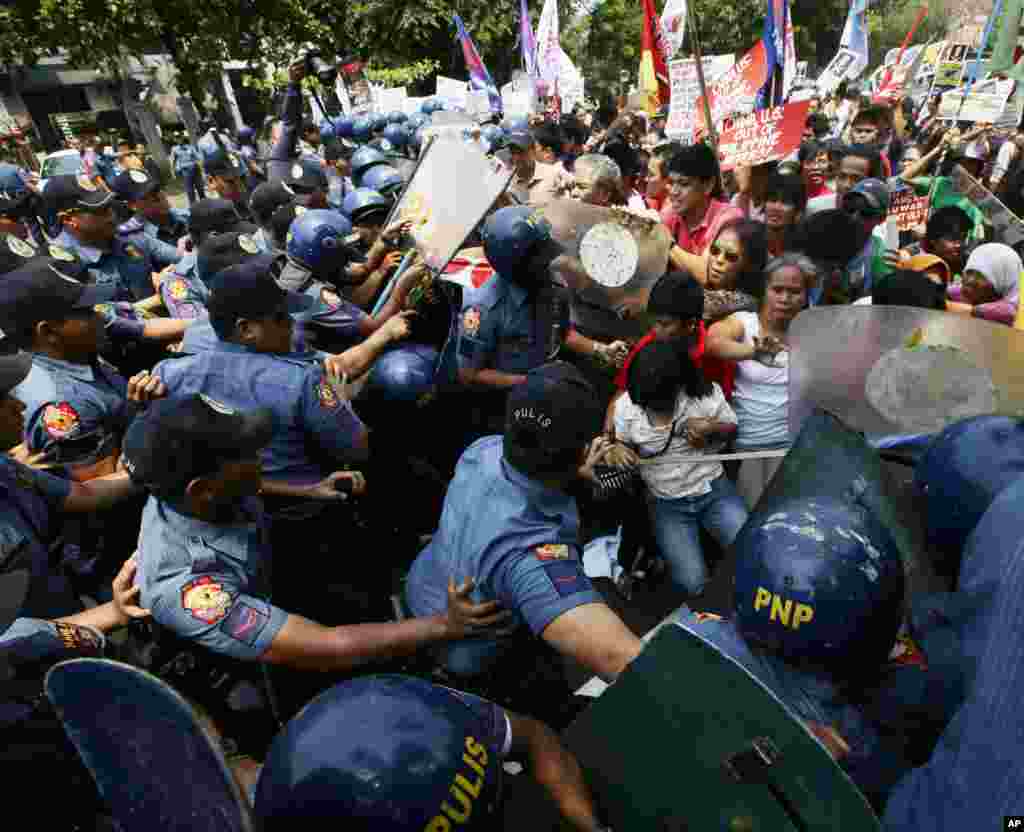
[
  {"x1": 124, "y1": 393, "x2": 512, "y2": 669},
  {"x1": 237, "y1": 125, "x2": 266, "y2": 195},
  {"x1": 109, "y1": 168, "x2": 188, "y2": 268},
  {"x1": 0, "y1": 165, "x2": 44, "y2": 247},
  {"x1": 405, "y1": 363, "x2": 641, "y2": 698},
  {"x1": 44, "y1": 174, "x2": 158, "y2": 302},
  {"x1": 202, "y1": 148, "x2": 249, "y2": 216},
  {"x1": 249, "y1": 181, "x2": 297, "y2": 254},
  {"x1": 266, "y1": 60, "x2": 308, "y2": 183},
  {"x1": 170, "y1": 132, "x2": 205, "y2": 205},
  {"x1": 323, "y1": 138, "x2": 356, "y2": 210},
  {"x1": 254, "y1": 674, "x2": 608, "y2": 831},
  {"x1": 350, "y1": 145, "x2": 390, "y2": 188},
  {"x1": 282, "y1": 155, "x2": 330, "y2": 209}
]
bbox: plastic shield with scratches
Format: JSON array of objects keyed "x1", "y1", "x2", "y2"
[{"x1": 46, "y1": 658, "x2": 253, "y2": 832}]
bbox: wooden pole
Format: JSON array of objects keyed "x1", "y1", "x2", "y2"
[{"x1": 688, "y1": 0, "x2": 719, "y2": 153}]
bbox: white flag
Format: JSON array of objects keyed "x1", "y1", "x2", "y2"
[
  {"x1": 659, "y1": 0, "x2": 688, "y2": 60},
  {"x1": 782, "y1": 10, "x2": 797, "y2": 99},
  {"x1": 558, "y1": 48, "x2": 585, "y2": 113},
  {"x1": 536, "y1": 0, "x2": 561, "y2": 90}
]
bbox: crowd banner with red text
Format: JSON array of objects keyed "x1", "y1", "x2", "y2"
[
  {"x1": 694, "y1": 41, "x2": 770, "y2": 137},
  {"x1": 889, "y1": 190, "x2": 931, "y2": 233},
  {"x1": 716, "y1": 100, "x2": 811, "y2": 172}
]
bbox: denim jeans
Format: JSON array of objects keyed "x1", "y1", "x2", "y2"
[
  {"x1": 182, "y1": 166, "x2": 204, "y2": 205},
  {"x1": 649, "y1": 475, "x2": 749, "y2": 595}
]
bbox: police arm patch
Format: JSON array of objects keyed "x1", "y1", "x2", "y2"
[
  {"x1": 168, "y1": 277, "x2": 190, "y2": 300},
  {"x1": 316, "y1": 380, "x2": 339, "y2": 409},
  {"x1": 542, "y1": 559, "x2": 591, "y2": 599},
  {"x1": 43, "y1": 402, "x2": 81, "y2": 439},
  {"x1": 219, "y1": 601, "x2": 269, "y2": 646},
  {"x1": 535, "y1": 544, "x2": 569, "y2": 561},
  {"x1": 462, "y1": 307, "x2": 482, "y2": 337},
  {"x1": 180, "y1": 575, "x2": 234, "y2": 625},
  {"x1": 54, "y1": 622, "x2": 104, "y2": 655}
]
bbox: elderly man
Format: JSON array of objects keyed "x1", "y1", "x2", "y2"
[{"x1": 568, "y1": 154, "x2": 623, "y2": 207}]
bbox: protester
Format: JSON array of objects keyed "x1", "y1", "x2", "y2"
[{"x1": 947, "y1": 242, "x2": 1022, "y2": 326}]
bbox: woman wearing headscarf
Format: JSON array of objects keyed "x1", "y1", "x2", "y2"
[{"x1": 947, "y1": 243, "x2": 1022, "y2": 326}]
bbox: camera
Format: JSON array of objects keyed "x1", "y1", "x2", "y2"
[{"x1": 304, "y1": 51, "x2": 338, "y2": 86}]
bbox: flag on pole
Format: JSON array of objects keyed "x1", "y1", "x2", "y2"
[
  {"x1": 782, "y1": 2, "x2": 797, "y2": 100},
  {"x1": 453, "y1": 14, "x2": 502, "y2": 113},
  {"x1": 965, "y1": 0, "x2": 1004, "y2": 95},
  {"x1": 535, "y1": 0, "x2": 561, "y2": 98},
  {"x1": 986, "y1": 0, "x2": 1023, "y2": 76},
  {"x1": 640, "y1": 0, "x2": 670, "y2": 115},
  {"x1": 659, "y1": 0, "x2": 688, "y2": 61},
  {"x1": 761, "y1": 0, "x2": 789, "y2": 106},
  {"x1": 520, "y1": 0, "x2": 539, "y2": 77},
  {"x1": 840, "y1": 0, "x2": 870, "y2": 79}
]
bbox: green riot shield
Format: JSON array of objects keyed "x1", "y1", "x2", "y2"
[{"x1": 563, "y1": 624, "x2": 881, "y2": 832}]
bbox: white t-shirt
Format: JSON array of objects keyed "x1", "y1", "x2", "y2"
[
  {"x1": 613, "y1": 384, "x2": 736, "y2": 499},
  {"x1": 731, "y1": 311, "x2": 789, "y2": 449}
]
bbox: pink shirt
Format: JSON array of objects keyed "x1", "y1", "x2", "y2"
[{"x1": 661, "y1": 199, "x2": 743, "y2": 256}]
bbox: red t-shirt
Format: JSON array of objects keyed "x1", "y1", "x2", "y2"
[
  {"x1": 661, "y1": 199, "x2": 743, "y2": 256},
  {"x1": 614, "y1": 323, "x2": 707, "y2": 391}
]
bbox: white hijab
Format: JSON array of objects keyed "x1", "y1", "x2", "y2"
[{"x1": 964, "y1": 243, "x2": 1022, "y2": 301}]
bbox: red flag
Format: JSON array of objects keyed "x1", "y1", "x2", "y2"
[{"x1": 640, "y1": 0, "x2": 671, "y2": 114}]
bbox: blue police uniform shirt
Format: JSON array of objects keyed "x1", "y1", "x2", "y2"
[
  {"x1": 457, "y1": 276, "x2": 567, "y2": 375},
  {"x1": 116, "y1": 215, "x2": 180, "y2": 269},
  {"x1": 170, "y1": 144, "x2": 201, "y2": 175},
  {"x1": 405, "y1": 436, "x2": 601, "y2": 675},
  {"x1": 54, "y1": 228, "x2": 156, "y2": 301},
  {"x1": 153, "y1": 341, "x2": 365, "y2": 484},
  {"x1": 12, "y1": 353, "x2": 132, "y2": 456},
  {"x1": 267, "y1": 83, "x2": 304, "y2": 182},
  {"x1": 0, "y1": 618, "x2": 105, "y2": 665},
  {"x1": 161, "y1": 267, "x2": 210, "y2": 321},
  {"x1": 135, "y1": 495, "x2": 288, "y2": 661}
]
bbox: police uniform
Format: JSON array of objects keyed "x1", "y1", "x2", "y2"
[
  {"x1": 116, "y1": 215, "x2": 181, "y2": 269},
  {"x1": 160, "y1": 260, "x2": 210, "y2": 321},
  {"x1": 171, "y1": 142, "x2": 204, "y2": 204},
  {"x1": 135, "y1": 495, "x2": 288, "y2": 660},
  {"x1": 405, "y1": 435, "x2": 601, "y2": 677},
  {"x1": 152, "y1": 342, "x2": 365, "y2": 484},
  {"x1": 13, "y1": 353, "x2": 132, "y2": 458},
  {"x1": 53, "y1": 228, "x2": 156, "y2": 302}
]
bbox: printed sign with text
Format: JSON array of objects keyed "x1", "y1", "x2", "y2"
[
  {"x1": 889, "y1": 190, "x2": 930, "y2": 233},
  {"x1": 694, "y1": 41, "x2": 769, "y2": 136},
  {"x1": 717, "y1": 100, "x2": 811, "y2": 172}
]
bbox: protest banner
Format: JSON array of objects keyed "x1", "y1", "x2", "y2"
[
  {"x1": 693, "y1": 41, "x2": 769, "y2": 136},
  {"x1": 938, "y1": 79, "x2": 1014, "y2": 122},
  {"x1": 889, "y1": 189, "x2": 930, "y2": 233},
  {"x1": 501, "y1": 80, "x2": 538, "y2": 118},
  {"x1": 666, "y1": 54, "x2": 734, "y2": 140},
  {"x1": 816, "y1": 48, "x2": 861, "y2": 95},
  {"x1": 933, "y1": 61, "x2": 964, "y2": 87},
  {"x1": 464, "y1": 90, "x2": 491, "y2": 115},
  {"x1": 374, "y1": 86, "x2": 407, "y2": 114},
  {"x1": 403, "y1": 97, "x2": 428, "y2": 115},
  {"x1": 436, "y1": 75, "x2": 468, "y2": 108},
  {"x1": 391, "y1": 136, "x2": 513, "y2": 273},
  {"x1": 997, "y1": 85, "x2": 1024, "y2": 130},
  {"x1": 716, "y1": 100, "x2": 810, "y2": 172},
  {"x1": 950, "y1": 164, "x2": 1024, "y2": 247}
]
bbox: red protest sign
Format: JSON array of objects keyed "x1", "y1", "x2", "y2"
[
  {"x1": 694, "y1": 41, "x2": 770, "y2": 137},
  {"x1": 716, "y1": 100, "x2": 811, "y2": 172},
  {"x1": 889, "y1": 189, "x2": 930, "y2": 233}
]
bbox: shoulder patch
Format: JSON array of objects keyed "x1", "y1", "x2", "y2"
[
  {"x1": 291, "y1": 163, "x2": 304, "y2": 180},
  {"x1": 129, "y1": 170, "x2": 149, "y2": 184},
  {"x1": 180, "y1": 575, "x2": 233, "y2": 625},
  {"x1": 542, "y1": 559, "x2": 592, "y2": 599},
  {"x1": 43, "y1": 402, "x2": 81, "y2": 439},
  {"x1": 168, "y1": 277, "x2": 190, "y2": 300},
  {"x1": 123, "y1": 243, "x2": 143, "y2": 259},
  {"x1": 888, "y1": 634, "x2": 928, "y2": 670},
  {"x1": 118, "y1": 217, "x2": 145, "y2": 234},
  {"x1": 316, "y1": 379, "x2": 339, "y2": 409},
  {"x1": 77, "y1": 174, "x2": 97, "y2": 192},
  {"x1": 199, "y1": 393, "x2": 235, "y2": 415},
  {"x1": 462, "y1": 306, "x2": 482, "y2": 337},
  {"x1": 535, "y1": 543, "x2": 569, "y2": 561},
  {"x1": 220, "y1": 601, "x2": 269, "y2": 646},
  {"x1": 238, "y1": 234, "x2": 259, "y2": 254},
  {"x1": 691, "y1": 611, "x2": 723, "y2": 624},
  {"x1": 54, "y1": 622, "x2": 104, "y2": 655}
]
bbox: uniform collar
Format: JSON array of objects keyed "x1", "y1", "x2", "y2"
[
  {"x1": 55, "y1": 229, "x2": 105, "y2": 264},
  {"x1": 31, "y1": 352, "x2": 97, "y2": 382},
  {"x1": 158, "y1": 496, "x2": 263, "y2": 534}
]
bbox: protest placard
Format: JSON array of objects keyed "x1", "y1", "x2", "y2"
[
  {"x1": 938, "y1": 79, "x2": 1014, "y2": 123},
  {"x1": 716, "y1": 100, "x2": 810, "y2": 172},
  {"x1": 502, "y1": 80, "x2": 537, "y2": 118},
  {"x1": 666, "y1": 54, "x2": 734, "y2": 141},
  {"x1": 374, "y1": 87, "x2": 407, "y2": 114},
  {"x1": 391, "y1": 137, "x2": 513, "y2": 273},
  {"x1": 816, "y1": 48, "x2": 861, "y2": 96},
  {"x1": 933, "y1": 61, "x2": 963, "y2": 88},
  {"x1": 889, "y1": 189, "x2": 930, "y2": 233},
  {"x1": 464, "y1": 90, "x2": 492, "y2": 115},
  {"x1": 693, "y1": 41, "x2": 769, "y2": 136},
  {"x1": 436, "y1": 76, "x2": 468, "y2": 108}
]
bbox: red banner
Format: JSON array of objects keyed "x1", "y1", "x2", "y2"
[
  {"x1": 889, "y1": 189, "x2": 930, "y2": 233},
  {"x1": 717, "y1": 100, "x2": 811, "y2": 172},
  {"x1": 695, "y1": 41, "x2": 770, "y2": 136}
]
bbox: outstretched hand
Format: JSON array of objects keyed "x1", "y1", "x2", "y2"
[{"x1": 444, "y1": 577, "x2": 514, "y2": 639}]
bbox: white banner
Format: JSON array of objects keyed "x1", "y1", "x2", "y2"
[
  {"x1": 665, "y1": 54, "x2": 734, "y2": 141},
  {"x1": 817, "y1": 48, "x2": 862, "y2": 96},
  {"x1": 403, "y1": 97, "x2": 428, "y2": 116},
  {"x1": 659, "y1": 0, "x2": 688, "y2": 60},
  {"x1": 536, "y1": 0, "x2": 561, "y2": 88},
  {"x1": 465, "y1": 90, "x2": 491, "y2": 115},
  {"x1": 375, "y1": 86, "x2": 408, "y2": 114},
  {"x1": 938, "y1": 79, "x2": 1014, "y2": 123},
  {"x1": 436, "y1": 76, "x2": 468, "y2": 108},
  {"x1": 502, "y1": 86, "x2": 537, "y2": 119},
  {"x1": 559, "y1": 48, "x2": 585, "y2": 114}
]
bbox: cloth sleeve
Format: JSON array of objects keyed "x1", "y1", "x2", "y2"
[{"x1": 300, "y1": 368, "x2": 367, "y2": 464}]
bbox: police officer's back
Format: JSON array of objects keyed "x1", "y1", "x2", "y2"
[{"x1": 108, "y1": 169, "x2": 188, "y2": 268}]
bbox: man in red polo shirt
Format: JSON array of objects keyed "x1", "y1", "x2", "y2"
[{"x1": 661, "y1": 143, "x2": 742, "y2": 257}]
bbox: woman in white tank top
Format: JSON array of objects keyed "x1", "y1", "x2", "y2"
[{"x1": 706, "y1": 254, "x2": 818, "y2": 506}]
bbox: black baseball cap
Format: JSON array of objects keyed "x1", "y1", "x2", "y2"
[
  {"x1": 42, "y1": 174, "x2": 114, "y2": 214},
  {"x1": 122, "y1": 394, "x2": 274, "y2": 497},
  {"x1": 109, "y1": 169, "x2": 161, "y2": 202},
  {"x1": 284, "y1": 156, "x2": 328, "y2": 193},
  {"x1": 204, "y1": 149, "x2": 241, "y2": 177},
  {"x1": 0, "y1": 330, "x2": 32, "y2": 395},
  {"x1": 249, "y1": 182, "x2": 296, "y2": 223},
  {"x1": 504, "y1": 362, "x2": 603, "y2": 476},
  {"x1": 0, "y1": 189, "x2": 37, "y2": 221},
  {"x1": 196, "y1": 231, "x2": 265, "y2": 280},
  {"x1": 0, "y1": 259, "x2": 116, "y2": 342},
  {"x1": 188, "y1": 199, "x2": 254, "y2": 236},
  {"x1": 207, "y1": 254, "x2": 289, "y2": 324}
]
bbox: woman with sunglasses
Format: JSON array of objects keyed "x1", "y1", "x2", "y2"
[
  {"x1": 612, "y1": 340, "x2": 745, "y2": 596},
  {"x1": 706, "y1": 254, "x2": 817, "y2": 507},
  {"x1": 702, "y1": 218, "x2": 768, "y2": 324}
]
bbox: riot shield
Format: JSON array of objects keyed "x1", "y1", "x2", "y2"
[
  {"x1": 46, "y1": 658, "x2": 253, "y2": 832},
  {"x1": 563, "y1": 624, "x2": 881, "y2": 831},
  {"x1": 948, "y1": 164, "x2": 1024, "y2": 247},
  {"x1": 789, "y1": 306, "x2": 1024, "y2": 439}
]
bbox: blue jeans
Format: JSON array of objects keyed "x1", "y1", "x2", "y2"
[{"x1": 649, "y1": 475, "x2": 749, "y2": 595}]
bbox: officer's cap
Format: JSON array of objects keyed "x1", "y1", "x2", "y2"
[
  {"x1": 249, "y1": 182, "x2": 296, "y2": 223},
  {"x1": 197, "y1": 231, "x2": 265, "y2": 282},
  {"x1": 207, "y1": 253, "x2": 289, "y2": 323},
  {"x1": 204, "y1": 149, "x2": 240, "y2": 177},
  {"x1": 843, "y1": 178, "x2": 890, "y2": 217},
  {"x1": 122, "y1": 394, "x2": 274, "y2": 497},
  {"x1": 504, "y1": 361, "x2": 603, "y2": 476},
  {"x1": 0, "y1": 258, "x2": 116, "y2": 342},
  {"x1": 109, "y1": 169, "x2": 161, "y2": 202},
  {"x1": 187, "y1": 199, "x2": 253, "y2": 236},
  {"x1": 0, "y1": 189, "x2": 36, "y2": 222},
  {"x1": 0, "y1": 232, "x2": 44, "y2": 276},
  {"x1": 0, "y1": 326, "x2": 32, "y2": 396},
  {"x1": 283, "y1": 156, "x2": 328, "y2": 194},
  {"x1": 323, "y1": 138, "x2": 357, "y2": 162},
  {"x1": 42, "y1": 174, "x2": 114, "y2": 215}
]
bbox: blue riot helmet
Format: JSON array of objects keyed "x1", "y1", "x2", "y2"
[
  {"x1": 237, "y1": 125, "x2": 256, "y2": 145},
  {"x1": 733, "y1": 496, "x2": 905, "y2": 673},
  {"x1": 366, "y1": 344, "x2": 440, "y2": 402},
  {"x1": 407, "y1": 127, "x2": 423, "y2": 156},
  {"x1": 350, "y1": 146, "x2": 389, "y2": 186},
  {"x1": 387, "y1": 110, "x2": 408, "y2": 125},
  {"x1": 254, "y1": 675, "x2": 504, "y2": 831},
  {"x1": 341, "y1": 187, "x2": 391, "y2": 225},
  {"x1": 286, "y1": 208, "x2": 357, "y2": 275},
  {"x1": 406, "y1": 113, "x2": 429, "y2": 131},
  {"x1": 481, "y1": 124, "x2": 504, "y2": 146},
  {"x1": 318, "y1": 120, "x2": 336, "y2": 143},
  {"x1": 361, "y1": 165, "x2": 405, "y2": 198},
  {"x1": 371, "y1": 113, "x2": 389, "y2": 134},
  {"x1": 915, "y1": 415, "x2": 1024, "y2": 555},
  {"x1": 352, "y1": 117, "x2": 373, "y2": 143},
  {"x1": 421, "y1": 98, "x2": 444, "y2": 115},
  {"x1": 382, "y1": 123, "x2": 408, "y2": 149},
  {"x1": 481, "y1": 206, "x2": 564, "y2": 283},
  {"x1": 334, "y1": 116, "x2": 356, "y2": 140}
]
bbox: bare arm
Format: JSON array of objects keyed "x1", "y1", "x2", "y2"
[
  {"x1": 56, "y1": 557, "x2": 150, "y2": 632},
  {"x1": 324, "y1": 312, "x2": 413, "y2": 381},
  {"x1": 541, "y1": 602, "x2": 641, "y2": 682},
  {"x1": 141, "y1": 318, "x2": 193, "y2": 342},
  {"x1": 706, "y1": 315, "x2": 755, "y2": 361},
  {"x1": 668, "y1": 245, "x2": 708, "y2": 285},
  {"x1": 62, "y1": 471, "x2": 142, "y2": 513},
  {"x1": 604, "y1": 388, "x2": 626, "y2": 435},
  {"x1": 507, "y1": 712, "x2": 605, "y2": 832},
  {"x1": 457, "y1": 366, "x2": 528, "y2": 390}
]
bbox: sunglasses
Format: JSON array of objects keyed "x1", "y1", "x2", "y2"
[{"x1": 709, "y1": 244, "x2": 741, "y2": 264}]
